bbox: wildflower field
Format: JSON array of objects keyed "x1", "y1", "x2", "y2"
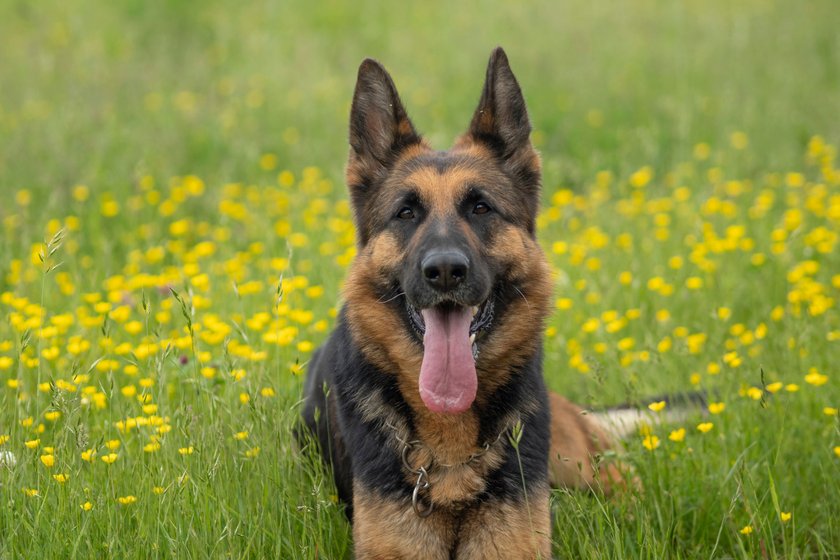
[{"x1": 1, "y1": 0, "x2": 839, "y2": 557}]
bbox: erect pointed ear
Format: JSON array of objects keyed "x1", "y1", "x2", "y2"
[
  {"x1": 347, "y1": 58, "x2": 421, "y2": 182},
  {"x1": 346, "y1": 59, "x2": 423, "y2": 244},
  {"x1": 467, "y1": 47, "x2": 532, "y2": 155},
  {"x1": 465, "y1": 48, "x2": 540, "y2": 187}
]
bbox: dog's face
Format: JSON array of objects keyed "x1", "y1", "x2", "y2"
[{"x1": 343, "y1": 48, "x2": 551, "y2": 415}]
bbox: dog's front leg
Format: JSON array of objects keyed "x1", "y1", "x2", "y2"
[
  {"x1": 454, "y1": 485, "x2": 552, "y2": 560},
  {"x1": 352, "y1": 483, "x2": 453, "y2": 560}
]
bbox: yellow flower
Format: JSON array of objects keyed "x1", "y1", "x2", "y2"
[
  {"x1": 118, "y1": 495, "x2": 137, "y2": 505},
  {"x1": 766, "y1": 382, "x2": 783, "y2": 394},
  {"x1": 730, "y1": 131, "x2": 749, "y2": 150},
  {"x1": 668, "y1": 428, "x2": 686, "y2": 443},
  {"x1": 693, "y1": 142, "x2": 711, "y2": 160},
  {"x1": 739, "y1": 525, "x2": 753, "y2": 535},
  {"x1": 245, "y1": 446, "x2": 261, "y2": 458},
  {"x1": 40, "y1": 454, "x2": 55, "y2": 468},
  {"x1": 804, "y1": 368, "x2": 828, "y2": 386},
  {"x1": 144, "y1": 442, "x2": 161, "y2": 453},
  {"x1": 555, "y1": 298, "x2": 573, "y2": 310},
  {"x1": 780, "y1": 512, "x2": 792, "y2": 523},
  {"x1": 648, "y1": 401, "x2": 666, "y2": 413},
  {"x1": 80, "y1": 501, "x2": 93, "y2": 511},
  {"x1": 746, "y1": 387, "x2": 763, "y2": 401},
  {"x1": 834, "y1": 446, "x2": 840, "y2": 458},
  {"x1": 697, "y1": 422, "x2": 714, "y2": 434},
  {"x1": 53, "y1": 473, "x2": 69, "y2": 483},
  {"x1": 642, "y1": 435, "x2": 660, "y2": 451},
  {"x1": 0, "y1": 435, "x2": 9, "y2": 445},
  {"x1": 178, "y1": 446, "x2": 194, "y2": 455},
  {"x1": 259, "y1": 153, "x2": 278, "y2": 171},
  {"x1": 25, "y1": 439, "x2": 40, "y2": 449},
  {"x1": 23, "y1": 488, "x2": 39, "y2": 498},
  {"x1": 708, "y1": 402, "x2": 726, "y2": 414},
  {"x1": 105, "y1": 439, "x2": 121, "y2": 451},
  {"x1": 73, "y1": 184, "x2": 90, "y2": 202},
  {"x1": 234, "y1": 431, "x2": 249, "y2": 441},
  {"x1": 101, "y1": 453, "x2": 118, "y2": 464},
  {"x1": 582, "y1": 318, "x2": 600, "y2": 333},
  {"x1": 239, "y1": 392, "x2": 250, "y2": 405},
  {"x1": 824, "y1": 407, "x2": 838, "y2": 416},
  {"x1": 153, "y1": 486, "x2": 166, "y2": 495},
  {"x1": 685, "y1": 277, "x2": 704, "y2": 290},
  {"x1": 617, "y1": 337, "x2": 635, "y2": 351},
  {"x1": 260, "y1": 387, "x2": 275, "y2": 398},
  {"x1": 629, "y1": 166, "x2": 653, "y2": 188},
  {"x1": 785, "y1": 384, "x2": 800, "y2": 393},
  {"x1": 81, "y1": 448, "x2": 96, "y2": 461}
]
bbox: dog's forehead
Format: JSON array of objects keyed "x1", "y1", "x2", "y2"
[{"x1": 388, "y1": 148, "x2": 508, "y2": 209}]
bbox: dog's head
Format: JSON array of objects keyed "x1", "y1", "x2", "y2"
[{"x1": 343, "y1": 48, "x2": 552, "y2": 415}]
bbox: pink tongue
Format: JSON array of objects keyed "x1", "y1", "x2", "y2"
[{"x1": 418, "y1": 307, "x2": 477, "y2": 414}]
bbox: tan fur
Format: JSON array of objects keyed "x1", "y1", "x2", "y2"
[
  {"x1": 402, "y1": 164, "x2": 481, "y2": 215},
  {"x1": 343, "y1": 149, "x2": 553, "y2": 487},
  {"x1": 477, "y1": 224, "x2": 553, "y2": 398},
  {"x1": 548, "y1": 392, "x2": 636, "y2": 494},
  {"x1": 344, "y1": 243, "x2": 488, "y2": 484},
  {"x1": 334, "y1": 50, "x2": 636, "y2": 560},
  {"x1": 353, "y1": 486, "x2": 454, "y2": 560},
  {"x1": 402, "y1": 437, "x2": 506, "y2": 505},
  {"x1": 456, "y1": 485, "x2": 551, "y2": 559},
  {"x1": 353, "y1": 484, "x2": 551, "y2": 560}
]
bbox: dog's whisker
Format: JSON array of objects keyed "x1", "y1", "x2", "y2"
[
  {"x1": 513, "y1": 286, "x2": 531, "y2": 310},
  {"x1": 378, "y1": 291, "x2": 406, "y2": 304}
]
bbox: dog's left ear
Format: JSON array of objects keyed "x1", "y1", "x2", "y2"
[
  {"x1": 347, "y1": 59, "x2": 421, "y2": 182},
  {"x1": 464, "y1": 48, "x2": 541, "y2": 215},
  {"x1": 347, "y1": 59, "x2": 422, "y2": 244}
]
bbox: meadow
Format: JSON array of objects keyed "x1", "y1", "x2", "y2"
[{"x1": 1, "y1": 0, "x2": 839, "y2": 557}]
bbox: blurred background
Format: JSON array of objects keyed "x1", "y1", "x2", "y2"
[
  {"x1": 2, "y1": 0, "x2": 838, "y2": 202},
  {"x1": 1, "y1": 2, "x2": 839, "y2": 556}
]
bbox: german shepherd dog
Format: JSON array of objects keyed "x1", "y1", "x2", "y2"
[{"x1": 301, "y1": 47, "x2": 626, "y2": 559}]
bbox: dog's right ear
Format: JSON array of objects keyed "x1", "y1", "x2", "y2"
[{"x1": 347, "y1": 59, "x2": 421, "y2": 192}]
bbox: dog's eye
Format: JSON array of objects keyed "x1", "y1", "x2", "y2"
[
  {"x1": 472, "y1": 202, "x2": 491, "y2": 215},
  {"x1": 397, "y1": 207, "x2": 415, "y2": 220}
]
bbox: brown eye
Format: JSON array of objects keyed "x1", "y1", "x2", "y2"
[
  {"x1": 473, "y1": 202, "x2": 491, "y2": 215},
  {"x1": 397, "y1": 207, "x2": 415, "y2": 220}
]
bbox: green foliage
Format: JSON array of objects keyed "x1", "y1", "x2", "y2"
[{"x1": 1, "y1": 0, "x2": 839, "y2": 557}]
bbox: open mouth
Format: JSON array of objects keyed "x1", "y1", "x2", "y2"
[
  {"x1": 406, "y1": 298, "x2": 494, "y2": 352},
  {"x1": 404, "y1": 297, "x2": 494, "y2": 415}
]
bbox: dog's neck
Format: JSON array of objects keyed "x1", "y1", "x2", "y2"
[{"x1": 387, "y1": 412, "x2": 516, "y2": 510}]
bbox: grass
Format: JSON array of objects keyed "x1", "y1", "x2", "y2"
[{"x1": 1, "y1": 0, "x2": 839, "y2": 557}]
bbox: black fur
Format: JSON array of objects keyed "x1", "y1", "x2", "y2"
[
  {"x1": 298, "y1": 49, "x2": 552, "y2": 547},
  {"x1": 300, "y1": 310, "x2": 550, "y2": 521}
]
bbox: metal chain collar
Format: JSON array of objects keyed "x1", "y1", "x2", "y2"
[{"x1": 387, "y1": 422, "x2": 511, "y2": 518}]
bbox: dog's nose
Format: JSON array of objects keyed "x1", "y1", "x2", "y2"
[{"x1": 421, "y1": 251, "x2": 469, "y2": 291}]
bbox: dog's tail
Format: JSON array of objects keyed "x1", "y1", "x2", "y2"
[{"x1": 588, "y1": 391, "x2": 708, "y2": 441}]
